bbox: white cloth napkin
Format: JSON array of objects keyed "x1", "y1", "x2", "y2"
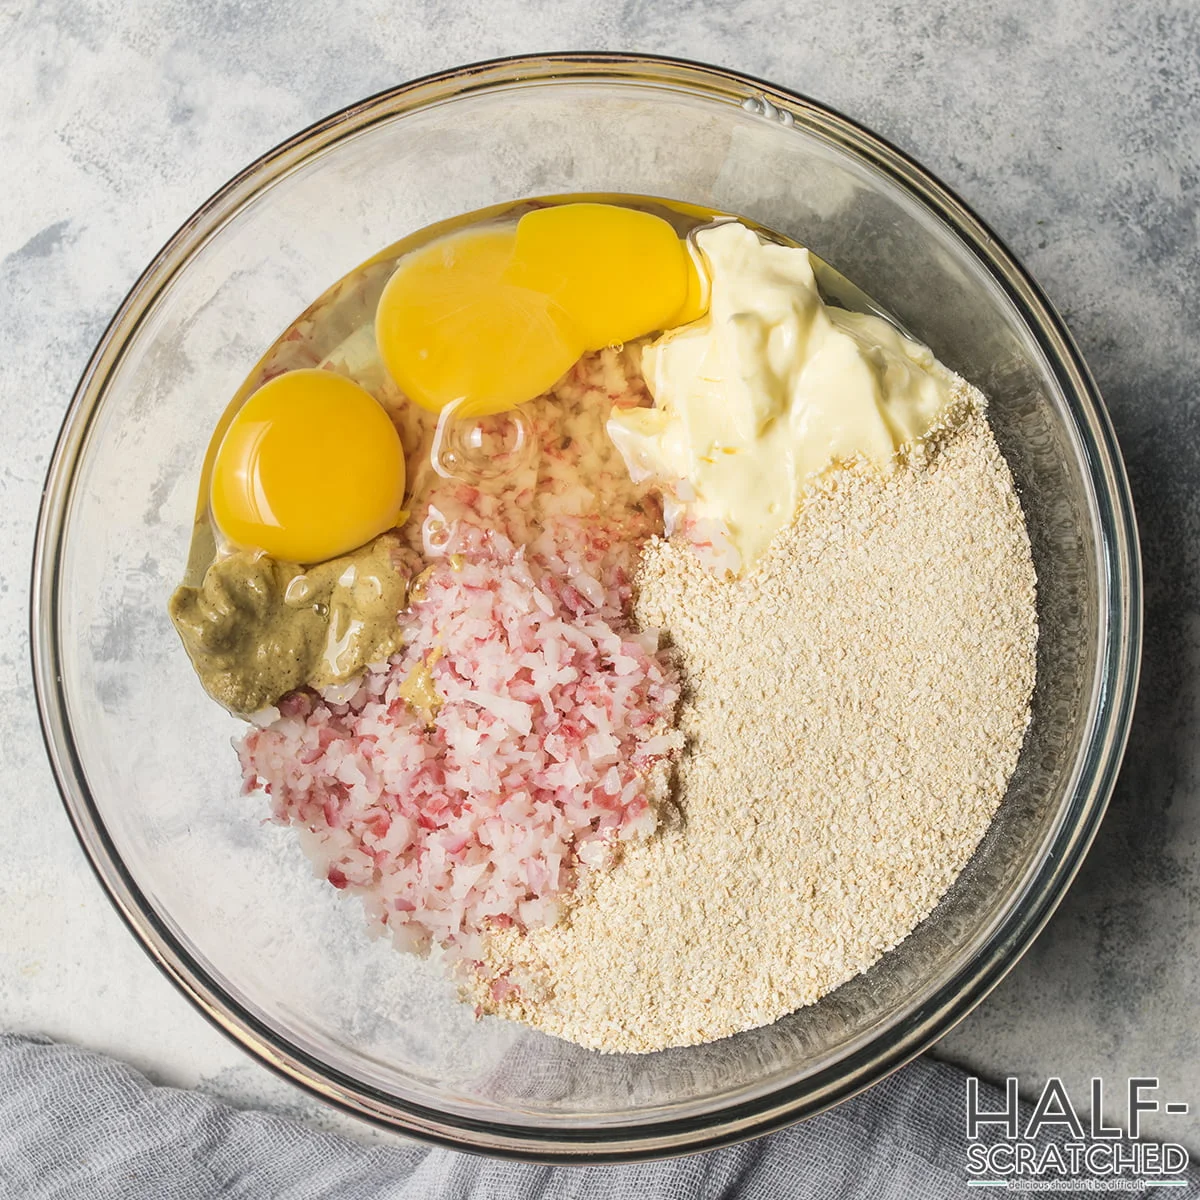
[{"x1": 0, "y1": 1035, "x2": 1194, "y2": 1199}]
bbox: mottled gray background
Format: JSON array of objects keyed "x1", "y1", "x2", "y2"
[{"x1": 1, "y1": 0, "x2": 1197, "y2": 1152}]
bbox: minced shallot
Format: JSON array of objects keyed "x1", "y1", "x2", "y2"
[{"x1": 237, "y1": 347, "x2": 682, "y2": 964}]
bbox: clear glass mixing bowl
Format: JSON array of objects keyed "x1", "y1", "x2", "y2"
[{"x1": 31, "y1": 54, "x2": 1141, "y2": 1160}]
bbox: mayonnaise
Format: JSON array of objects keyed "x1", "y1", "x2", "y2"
[{"x1": 607, "y1": 221, "x2": 958, "y2": 569}]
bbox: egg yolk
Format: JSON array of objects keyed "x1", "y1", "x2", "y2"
[
  {"x1": 375, "y1": 203, "x2": 709, "y2": 416},
  {"x1": 210, "y1": 369, "x2": 406, "y2": 563},
  {"x1": 375, "y1": 228, "x2": 584, "y2": 418},
  {"x1": 505, "y1": 203, "x2": 692, "y2": 350}
]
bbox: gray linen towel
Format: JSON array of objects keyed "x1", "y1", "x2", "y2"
[{"x1": 0, "y1": 1035, "x2": 1194, "y2": 1199}]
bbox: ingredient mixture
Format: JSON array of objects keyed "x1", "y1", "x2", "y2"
[{"x1": 170, "y1": 197, "x2": 1038, "y2": 1053}]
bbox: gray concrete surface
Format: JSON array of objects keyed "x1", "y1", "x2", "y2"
[{"x1": 1, "y1": 0, "x2": 1197, "y2": 1151}]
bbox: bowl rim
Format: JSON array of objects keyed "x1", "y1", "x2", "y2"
[{"x1": 30, "y1": 50, "x2": 1142, "y2": 1161}]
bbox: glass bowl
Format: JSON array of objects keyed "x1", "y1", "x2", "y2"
[{"x1": 31, "y1": 54, "x2": 1141, "y2": 1160}]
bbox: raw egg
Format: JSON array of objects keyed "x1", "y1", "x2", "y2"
[
  {"x1": 375, "y1": 203, "x2": 709, "y2": 416},
  {"x1": 210, "y1": 369, "x2": 406, "y2": 563},
  {"x1": 505, "y1": 203, "x2": 693, "y2": 349},
  {"x1": 374, "y1": 227, "x2": 584, "y2": 418}
]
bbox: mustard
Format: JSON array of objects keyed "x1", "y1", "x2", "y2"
[{"x1": 168, "y1": 534, "x2": 410, "y2": 715}]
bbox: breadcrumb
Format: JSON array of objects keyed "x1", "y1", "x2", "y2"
[{"x1": 471, "y1": 398, "x2": 1038, "y2": 1053}]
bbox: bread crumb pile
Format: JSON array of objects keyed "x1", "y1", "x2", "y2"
[{"x1": 470, "y1": 400, "x2": 1038, "y2": 1053}]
